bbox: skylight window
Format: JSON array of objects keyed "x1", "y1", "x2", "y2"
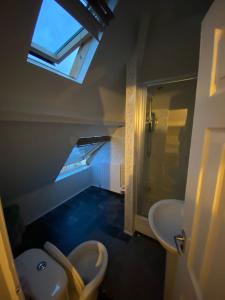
[
  {"x1": 56, "y1": 143, "x2": 104, "y2": 181},
  {"x1": 28, "y1": 0, "x2": 116, "y2": 83},
  {"x1": 28, "y1": 0, "x2": 100, "y2": 83},
  {"x1": 32, "y1": 0, "x2": 83, "y2": 55}
]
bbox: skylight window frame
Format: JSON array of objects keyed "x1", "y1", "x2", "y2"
[
  {"x1": 69, "y1": 37, "x2": 92, "y2": 78},
  {"x1": 30, "y1": 27, "x2": 91, "y2": 64},
  {"x1": 28, "y1": 35, "x2": 100, "y2": 84}
]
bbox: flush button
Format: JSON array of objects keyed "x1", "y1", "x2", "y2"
[{"x1": 37, "y1": 261, "x2": 47, "y2": 271}]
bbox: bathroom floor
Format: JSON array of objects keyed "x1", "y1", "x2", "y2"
[{"x1": 16, "y1": 186, "x2": 166, "y2": 300}]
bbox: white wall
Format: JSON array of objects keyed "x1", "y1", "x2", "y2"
[
  {"x1": 0, "y1": 0, "x2": 145, "y2": 205},
  {"x1": 91, "y1": 127, "x2": 125, "y2": 193},
  {"x1": 5, "y1": 126, "x2": 125, "y2": 226},
  {"x1": 0, "y1": 122, "x2": 117, "y2": 201},
  {"x1": 8, "y1": 167, "x2": 92, "y2": 225}
]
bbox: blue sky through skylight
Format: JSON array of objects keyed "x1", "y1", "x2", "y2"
[{"x1": 32, "y1": 0, "x2": 82, "y2": 54}]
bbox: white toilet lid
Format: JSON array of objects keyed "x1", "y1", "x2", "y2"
[{"x1": 15, "y1": 248, "x2": 68, "y2": 300}]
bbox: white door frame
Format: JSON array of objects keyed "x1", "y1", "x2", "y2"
[
  {"x1": 133, "y1": 84, "x2": 156, "y2": 238},
  {"x1": 129, "y1": 75, "x2": 198, "y2": 238},
  {"x1": 0, "y1": 200, "x2": 24, "y2": 300},
  {"x1": 124, "y1": 69, "x2": 156, "y2": 237},
  {"x1": 124, "y1": 13, "x2": 150, "y2": 235}
]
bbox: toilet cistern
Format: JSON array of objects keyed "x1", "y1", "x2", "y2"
[{"x1": 15, "y1": 248, "x2": 69, "y2": 300}]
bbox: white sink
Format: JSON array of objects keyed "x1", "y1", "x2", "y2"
[{"x1": 148, "y1": 199, "x2": 184, "y2": 255}]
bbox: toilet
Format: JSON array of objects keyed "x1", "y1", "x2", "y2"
[{"x1": 15, "y1": 240, "x2": 108, "y2": 300}]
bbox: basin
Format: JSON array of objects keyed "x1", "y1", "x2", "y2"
[{"x1": 148, "y1": 199, "x2": 184, "y2": 255}]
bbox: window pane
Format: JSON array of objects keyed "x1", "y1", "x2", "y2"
[
  {"x1": 32, "y1": 0, "x2": 82, "y2": 54},
  {"x1": 55, "y1": 143, "x2": 103, "y2": 181},
  {"x1": 55, "y1": 48, "x2": 79, "y2": 74},
  {"x1": 64, "y1": 146, "x2": 85, "y2": 166},
  {"x1": 28, "y1": 47, "x2": 79, "y2": 76},
  {"x1": 64, "y1": 144, "x2": 98, "y2": 166}
]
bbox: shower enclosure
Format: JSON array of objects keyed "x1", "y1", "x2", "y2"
[{"x1": 137, "y1": 77, "x2": 197, "y2": 218}]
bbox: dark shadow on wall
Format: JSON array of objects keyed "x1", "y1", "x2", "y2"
[{"x1": 0, "y1": 121, "x2": 117, "y2": 202}]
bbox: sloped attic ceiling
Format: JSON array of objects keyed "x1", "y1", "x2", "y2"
[
  {"x1": 0, "y1": 0, "x2": 151, "y2": 201},
  {"x1": 141, "y1": 0, "x2": 214, "y2": 81}
]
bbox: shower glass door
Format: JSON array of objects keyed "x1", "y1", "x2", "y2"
[{"x1": 138, "y1": 79, "x2": 197, "y2": 217}]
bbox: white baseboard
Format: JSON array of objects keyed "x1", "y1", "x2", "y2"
[
  {"x1": 124, "y1": 229, "x2": 134, "y2": 236},
  {"x1": 26, "y1": 185, "x2": 91, "y2": 225},
  {"x1": 134, "y1": 214, "x2": 156, "y2": 239}
]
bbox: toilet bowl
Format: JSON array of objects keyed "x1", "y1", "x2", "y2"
[{"x1": 15, "y1": 240, "x2": 108, "y2": 300}]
